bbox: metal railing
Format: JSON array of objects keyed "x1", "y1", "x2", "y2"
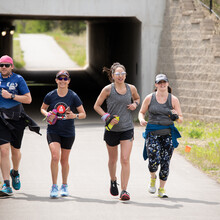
[{"x1": 198, "y1": 0, "x2": 220, "y2": 19}]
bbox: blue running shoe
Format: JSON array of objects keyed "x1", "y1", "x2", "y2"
[
  {"x1": 0, "y1": 184, "x2": 13, "y2": 197},
  {"x1": 10, "y1": 169, "x2": 21, "y2": 190},
  {"x1": 50, "y1": 184, "x2": 59, "y2": 198},
  {"x1": 60, "y1": 184, "x2": 69, "y2": 197}
]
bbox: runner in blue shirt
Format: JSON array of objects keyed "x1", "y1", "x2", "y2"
[
  {"x1": 0, "y1": 55, "x2": 32, "y2": 197},
  {"x1": 41, "y1": 70, "x2": 86, "y2": 198}
]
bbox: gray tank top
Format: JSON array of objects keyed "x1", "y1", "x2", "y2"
[
  {"x1": 106, "y1": 83, "x2": 133, "y2": 132},
  {"x1": 148, "y1": 92, "x2": 173, "y2": 135}
]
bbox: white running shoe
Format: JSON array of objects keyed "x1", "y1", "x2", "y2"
[
  {"x1": 158, "y1": 187, "x2": 168, "y2": 198},
  {"x1": 148, "y1": 177, "x2": 156, "y2": 194}
]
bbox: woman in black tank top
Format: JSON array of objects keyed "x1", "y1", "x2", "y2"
[
  {"x1": 94, "y1": 62, "x2": 140, "y2": 201},
  {"x1": 138, "y1": 73, "x2": 183, "y2": 198}
]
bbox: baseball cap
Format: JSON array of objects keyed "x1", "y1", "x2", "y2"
[
  {"x1": 155, "y1": 74, "x2": 168, "y2": 83},
  {"x1": 56, "y1": 70, "x2": 70, "y2": 78},
  {"x1": 0, "y1": 55, "x2": 13, "y2": 65}
]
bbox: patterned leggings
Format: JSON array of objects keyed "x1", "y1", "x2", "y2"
[{"x1": 146, "y1": 133, "x2": 174, "y2": 181}]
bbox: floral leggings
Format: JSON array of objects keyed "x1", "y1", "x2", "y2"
[{"x1": 146, "y1": 133, "x2": 174, "y2": 181}]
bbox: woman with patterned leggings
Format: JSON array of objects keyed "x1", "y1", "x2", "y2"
[{"x1": 138, "y1": 73, "x2": 183, "y2": 198}]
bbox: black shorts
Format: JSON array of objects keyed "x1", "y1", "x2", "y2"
[
  {"x1": 47, "y1": 133, "x2": 75, "y2": 150},
  {"x1": 104, "y1": 129, "x2": 134, "y2": 147},
  {"x1": 0, "y1": 118, "x2": 26, "y2": 149}
]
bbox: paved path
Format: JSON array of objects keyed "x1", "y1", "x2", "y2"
[
  {"x1": 0, "y1": 120, "x2": 220, "y2": 220},
  {"x1": 19, "y1": 33, "x2": 79, "y2": 70}
]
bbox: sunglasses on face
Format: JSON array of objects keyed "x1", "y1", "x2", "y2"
[
  {"x1": 114, "y1": 72, "x2": 126, "y2": 76},
  {"x1": 57, "y1": 77, "x2": 69, "y2": 81},
  {"x1": 0, "y1": 64, "x2": 11, "y2": 68}
]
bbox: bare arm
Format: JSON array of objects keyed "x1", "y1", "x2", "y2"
[
  {"x1": 171, "y1": 95, "x2": 183, "y2": 123},
  {"x1": 127, "y1": 85, "x2": 140, "y2": 111},
  {"x1": 40, "y1": 103, "x2": 49, "y2": 117},
  {"x1": 138, "y1": 94, "x2": 152, "y2": 126},
  {"x1": 65, "y1": 105, "x2": 86, "y2": 119},
  {"x1": 1, "y1": 89, "x2": 32, "y2": 104},
  {"x1": 94, "y1": 85, "x2": 111, "y2": 116}
]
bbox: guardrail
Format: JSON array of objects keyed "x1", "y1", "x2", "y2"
[{"x1": 198, "y1": 0, "x2": 220, "y2": 19}]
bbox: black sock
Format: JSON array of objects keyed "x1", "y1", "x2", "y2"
[
  {"x1": 4, "y1": 180, "x2": 10, "y2": 187},
  {"x1": 12, "y1": 169, "x2": 19, "y2": 177}
]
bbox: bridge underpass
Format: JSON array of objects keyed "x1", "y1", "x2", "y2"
[{"x1": 0, "y1": 16, "x2": 141, "y2": 119}]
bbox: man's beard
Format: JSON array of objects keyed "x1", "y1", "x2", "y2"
[{"x1": 2, "y1": 71, "x2": 11, "y2": 78}]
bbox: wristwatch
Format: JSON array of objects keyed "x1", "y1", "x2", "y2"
[
  {"x1": 76, "y1": 114, "x2": 79, "y2": 119},
  {"x1": 11, "y1": 93, "x2": 15, "y2": 100}
]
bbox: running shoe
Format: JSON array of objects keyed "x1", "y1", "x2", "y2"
[
  {"x1": 50, "y1": 184, "x2": 59, "y2": 198},
  {"x1": 110, "y1": 180, "x2": 119, "y2": 196},
  {"x1": 158, "y1": 187, "x2": 168, "y2": 198},
  {"x1": 10, "y1": 169, "x2": 21, "y2": 190},
  {"x1": 120, "y1": 190, "x2": 130, "y2": 201},
  {"x1": 0, "y1": 184, "x2": 13, "y2": 197},
  {"x1": 148, "y1": 176, "x2": 156, "y2": 194},
  {"x1": 60, "y1": 184, "x2": 69, "y2": 197}
]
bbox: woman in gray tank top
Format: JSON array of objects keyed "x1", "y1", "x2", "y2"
[
  {"x1": 138, "y1": 74, "x2": 183, "y2": 198},
  {"x1": 94, "y1": 62, "x2": 140, "y2": 201}
]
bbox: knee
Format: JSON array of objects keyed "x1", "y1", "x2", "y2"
[
  {"x1": 108, "y1": 157, "x2": 117, "y2": 166},
  {"x1": 120, "y1": 157, "x2": 130, "y2": 166},
  {"x1": 51, "y1": 154, "x2": 60, "y2": 163},
  {"x1": 0, "y1": 146, "x2": 10, "y2": 158},
  {"x1": 60, "y1": 158, "x2": 69, "y2": 167}
]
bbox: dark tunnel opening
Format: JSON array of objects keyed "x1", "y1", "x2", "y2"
[{"x1": 0, "y1": 16, "x2": 142, "y2": 121}]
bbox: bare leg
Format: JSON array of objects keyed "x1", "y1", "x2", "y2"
[
  {"x1": 49, "y1": 142, "x2": 61, "y2": 185},
  {"x1": 60, "y1": 148, "x2": 71, "y2": 185},
  {"x1": 106, "y1": 145, "x2": 118, "y2": 181},
  {"x1": 159, "y1": 179, "x2": 166, "y2": 188},
  {"x1": 11, "y1": 146, "x2": 21, "y2": 171},
  {"x1": 0, "y1": 143, "x2": 11, "y2": 181},
  {"x1": 120, "y1": 140, "x2": 133, "y2": 191}
]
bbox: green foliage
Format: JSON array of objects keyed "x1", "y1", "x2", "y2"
[
  {"x1": 177, "y1": 120, "x2": 220, "y2": 183},
  {"x1": 188, "y1": 128, "x2": 204, "y2": 139},
  {"x1": 13, "y1": 36, "x2": 25, "y2": 69},
  {"x1": 14, "y1": 20, "x2": 86, "y2": 35},
  {"x1": 60, "y1": 20, "x2": 86, "y2": 35},
  {"x1": 15, "y1": 20, "x2": 54, "y2": 33}
]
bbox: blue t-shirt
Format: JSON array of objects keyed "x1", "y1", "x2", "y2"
[
  {"x1": 43, "y1": 89, "x2": 82, "y2": 137},
  {"x1": 0, "y1": 72, "x2": 30, "y2": 109}
]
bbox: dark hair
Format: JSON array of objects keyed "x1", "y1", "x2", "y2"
[
  {"x1": 103, "y1": 62, "x2": 126, "y2": 82},
  {"x1": 154, "y1": 86, "x2": 172, "y2": 93}
]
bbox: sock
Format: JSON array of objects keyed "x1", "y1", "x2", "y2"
[
  {"x1": 4, "y1": 180, "x2": 10, "y2": 187},
  {"x1": 12, "y1": 170, "x2": 19, "y2": 177}
]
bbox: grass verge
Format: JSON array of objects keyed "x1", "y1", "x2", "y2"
[
  {"x1": 13, "y1": 33, "x2": 25, "y2": 69},
  {"x1": 47, "y1": 30, "x2": 86, "y2": 67},
  {"x1": 175, "y1": 120, "x2": 220, "y2": 183}
]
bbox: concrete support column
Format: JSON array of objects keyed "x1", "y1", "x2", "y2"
[{"x1": 0, "y1": 21, "x2": 14, "y2": 57}]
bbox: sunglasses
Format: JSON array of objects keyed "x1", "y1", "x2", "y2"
[
  {"x1": 57, "y1": 77, "x2": 69, "y2": 81},
  {"x1": 114, "y1": 72, "x2": 126, "y2": 76},
  {"x1": 0, "y1": 64, "x2": 11, "y2": 68}
]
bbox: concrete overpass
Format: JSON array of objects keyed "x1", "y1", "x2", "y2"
[{"x1": 0, "y1": 0, "x2": 166, "y2": 117}]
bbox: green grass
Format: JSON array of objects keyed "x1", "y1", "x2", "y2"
[
  {"x1": 176, "y1": 120, "x2": 220, "y2": 183},
  {"x1": 13, "y1": 30, "x2": 87, "y2": 69},
  {"x1": 201, "y1": 0, "x2": 220, "y2": 17},
  {"x1": 13, "y1": 33, "x2": 25, "y2": 69},
  {"x1": 47, "y1": 30, "x2": 86, "y2": 67}
]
